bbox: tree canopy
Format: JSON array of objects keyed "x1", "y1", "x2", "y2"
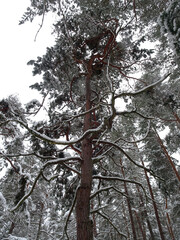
[{"x1": 0, "y1": 1, "x2": 180, "y2": 239}]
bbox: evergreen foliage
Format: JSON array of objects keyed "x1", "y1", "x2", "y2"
[{"x1": 0, "y1": 0, "x2": 179, "y2": 239}]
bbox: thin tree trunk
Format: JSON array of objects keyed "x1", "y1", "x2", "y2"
[
  {"x1": 122, "y1": 201, "x2": 131, "y2": 240},
  {"x1": 76, "y1": 72, "x2": 93, "y2": 239},
  {"x1": 8, "y1": 222, "x2": 15, "y2": 235},
  {"x1": 134, "y1": 210, "x2": 146, "y2": 240},
  {"x1": 172, "y1": 111, "x2": 180, "y2": 125},
  {"x1": 136, "y1": 186, "x2": 155, "y2": 240},
  {"x1": 142, "y1": 160, "x2": 166, "y2": 240},
  {"x1": 35, "y1": 202, "x2": 44, "y2": 240},
  {"x1": 165, "y1": 198, "x2": 175, "y2": 240},
  {"x1": 133, "y1": 137, "x2": 166, "y2": 240},
  {"x1": 153, "y1": 127, "x2": 180, "y2": 183},
  {"x1": 120, "y1": 158, "x2": 137, "y2": 240}
]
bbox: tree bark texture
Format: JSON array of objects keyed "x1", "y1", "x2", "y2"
[{"x1": 76, "y1": 73, "x2": 93, "y2": 239}]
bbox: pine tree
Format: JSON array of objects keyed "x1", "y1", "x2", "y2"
[{"x1": 0, "y1": 1, "x2": 179, "y2": 239}]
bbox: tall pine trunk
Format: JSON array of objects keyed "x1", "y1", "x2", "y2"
[{"x1": 75, "y1": 73, "x2": 93, "y2": 239}]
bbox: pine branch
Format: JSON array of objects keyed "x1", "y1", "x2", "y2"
[
  {"x1": 10, "y1": 156, "x2": 81, "y2": 212},
  {"x1": 114, "y1": 73, "x2": 171, "y2": 99},
  {"x1": 62, "y1": 184, "x2": 80, "y2": 240},
  {"x1": 90, "y1": 185, "x2": 128, "y2": 199},
  {"x1": 93, "y1": 175, "x2": 147, "y2": 199},
  {"x1": 97, "y1": 211, "x2": 127, "y2": 239},
  {"x1": 4, "y1": 118, "x2": 106, "y2": 146}
]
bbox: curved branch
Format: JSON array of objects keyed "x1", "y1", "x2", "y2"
[
  {"x1": 97, "y1": 211, "x2": 127, "y2": 239},
  {"x1": 41, "y1": 172, "x2": 59, "y2": 182},
  {"x1": 114, "y1": 73, "x2": 171, "y2": 99},
  {"x1": 11, "y1": 170, "x2": 42, "y2": 212},
  {"x1": 93, "y1": 174, "x2": 150, "y2": 202},
  {"x1": 116, "y1": 108, "x2": 154, "y2": 120},
  {"x1": 0, "y1": 151, "x2": 20, "y2": 174},
  {"x1": 34, "y1": 0, "x2": 47, "y2": 41},
  {"x1": 95, "y1": 139, "x2": 162, "y2": 180},
  {"x1": 90, "y1": 185, "x2": 128, "y2": 199},
  {"x1": 10, "y1": 156, "x2": 81, "y2": 212},
  {"x1": 3, "y1": 118, "x2": 106, "y2": 146},
  {"x1": 116, "y1": 120, "x2": 151, "y2": 143},
  {"x1": 94, "y1": 140, "x2": 149, "y2": 170},
  {"x1": 62, "y1": 184, "x2": 80, "y2": 240}
]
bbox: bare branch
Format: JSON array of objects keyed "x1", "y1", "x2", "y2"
[
  {"x1": 62, "y1": 184, "x2": 80, "y2": 240},
  {"x1": 3, "y1": 118, "x2": 106, "y2": 146},
  {"x1": 94, "y1": 140, "x2": 151, "y2": 172},
  {"x1": 90, "y1": 186, "x2": 128, "y2": 199},
  {"x1": 94, "y1": 139, "x2": 164, "y2": 181},
  {"x1": 0, "y1": 151, "x2": 20, "y2": 174},
  {"x1": 114, "y1": 73, "x2": 171, "y2": 99},
  {"x1": 97, "y1": 211, "x2": 127, "y2": 239},
  {"x1": 10, "y1": 156, "x2": 81, "y2": 212},
  {"x1": 11, "y1": 170, "x2": 42, "y2": 212},
  {"x1": 116, "y1": 108, "x2": 154, "y2": 119},
  {"x1": 41, "y1": 172, "x2": 59, "y2": 182},
  {"x1": 93, "y1": 175, "x2": 150, "y2": 202},
  {"x1": 34, "y1": 0, "x2": 47, "y2": 41}
]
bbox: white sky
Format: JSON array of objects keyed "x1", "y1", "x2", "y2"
[{"x1": 0, "y1": 0, "x2": 55, "y2": 104}]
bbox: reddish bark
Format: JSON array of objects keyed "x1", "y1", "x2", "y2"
[
  {"x1": 153, "y1": 128, "x2": 180, "y2": 183},
  {"x1": 120, "y1": 158, "x2": 137, "y2": 240},
  {"x1": 165, "y1": 198, "x2": 175, "y2": 240},
  {"x1": 136, "y1": 186, "x2": 155, "y2": 239},
  {"x1": 122, "y1": 201, "x2": 131, "y2": 239},
  {"x1": 8, "y1": 222, "x2": 15, "y2": 235},
  {"x1": 134, "y1": 210, "x2": 146, "y2": 240},
  {"x1": 142, "y1": 161, "x2": 166, "y2": 240},
  {"x1": 172, "y1": 111, "x2": 180, "y2": 124},
  {"x1": 75, "y1": 69, "x2": 93, "y2": 239},
  {"x1": 133, "y1": 138, "x2": 165, "y2": 240}
]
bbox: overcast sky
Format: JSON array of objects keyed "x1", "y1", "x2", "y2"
[{"x1": 0, "y1": 0, "x2": 55, "y2": 104}]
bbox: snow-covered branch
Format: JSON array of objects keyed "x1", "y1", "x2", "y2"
[
  {"x1": 93, "y1": 175, "x2": 148, "y2": 199},
  {"x1": 114, "y1": 73, "x2": 171, "y2": 99},
  {"x1": 95, "y1": 140, "x2": 156, "y2": 176},
  {"x1": 11, "y1": 170, "x2": 42, "y2": 212},
  {"x1": 11, "y1": 156, "x2": 81, "y2": 212},
  {"x1": 97, "y1": 211, "x2": 127, "y2": 239},
  {"x1": 3, "y1": 118, "x2": 106, "y2": 146},
  {"x1": 116, "y1": 108, "x2": 154, "y2": 119},
  {"x1": 90, "y1": 186, "x2": 128, "y2": 199},
  {"x1": 62, "y1": 184, "x2": 80, "y2": 240}
]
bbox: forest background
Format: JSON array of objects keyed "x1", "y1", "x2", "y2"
[{"x1": 0, "y1": 0, "x2": 180, "y2": 240}]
